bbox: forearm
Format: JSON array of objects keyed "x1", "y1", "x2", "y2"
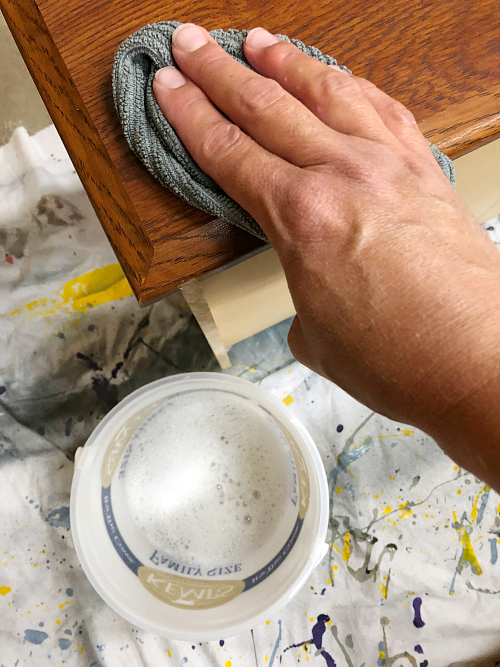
[{"x1": 424, "y1": 332, "x2": 500, "y2": 491}]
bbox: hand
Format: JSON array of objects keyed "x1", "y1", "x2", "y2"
[{"x1": 153, "y1": 24, "x2": 500, "y2": 487}]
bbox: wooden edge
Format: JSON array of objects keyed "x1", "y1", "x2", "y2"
[
  {"x1": 419, "y1": 86, "x2": 500, "y2": 159},
  {"x1": 0, "y1": 0, "x2": 153, "y2": 296},
  {"x1": 138, "y1": 218, "x2": 265, "y2": 305}
]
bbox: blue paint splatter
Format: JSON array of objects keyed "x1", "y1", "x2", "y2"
[
  {"x1": 320, "y1": 588, "x2": 326, "y2": 596},
  {"x1": 475, "y1": 489, "x2": 490, "y2": 525},
  {"x1": 46, "y1": 506, "x2": 70, "y2": 530},
  {"x1": 490, "y1": 538, "x2": 498, "y2": 565},
  {"x1": 38, "y1": 622, "x2": 44, "y2": 628},
  {"x1": 412, "y1": 597, "x2": 425, "y2": 628},
  {"x1": 64, "y1": 629, "x2": 72, "y2": 636},
  {"x1": 420, "y1": 661, "x2": 428, "y2": 667},
  {"x1": 377, "y1": 640, "x2": 385, "y2": 666},
  {"x1": 344, "y1": 481, "x2": 356, "y2": 501},
  {"x1": 58, "y1": 638, "x2": 71, "y2": 650},
  {"x1": 414, "y1": 644, "x2": 423, "y2": 654},
  {"x1": 24, "y1": 629, "x2": 48, "y2": 645},
  {"x1": 328, "y1": 435, "x2": 374, "y2": 485},
  {"x1": 97, "y1": 644, "x2": 105, "y2": 651},
  {"x1": 182, "y1": 658, "x2": 188, "y2": 664},
  {"x1": 449, "y1": 568, "x2": 459, "y2": 595},
  {"x1": 269, "y1": 620, "x2": 282, "y2": 667},
  {"x1": 0, "y1": 386, "x2": 6, "y2": 395},
  {"x1": 219, "y1": 640, "x2": 224, "y2": 647},
  {"x1": 336, "y1": 424, "x2": 344, "y2": 433},
  {"x1": 66, "y1": 588, "x2": 73, "y2": 597}
]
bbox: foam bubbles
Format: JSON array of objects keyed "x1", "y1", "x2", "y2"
[{"x1": 122, "y1": 391, "x2": 294, "y2": 569}]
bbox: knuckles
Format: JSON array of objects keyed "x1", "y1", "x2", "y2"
[
  {"x1": 314, "y1": 69, "x2": 363, "y2": 101},
  {"x1": 238, "y1": 76, "x2": 286, "y2": 114},
  {"x1": 200, "y1": 121, "x2": 244, "y2": 161}
]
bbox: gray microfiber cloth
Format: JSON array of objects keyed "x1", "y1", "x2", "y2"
[{"x1": 113, "y1": 21, "x2": 456, "y2": 241}]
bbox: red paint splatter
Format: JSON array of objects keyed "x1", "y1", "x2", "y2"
[{"x1": 5, "y1": 256, "x2": 13, "y2": 264}]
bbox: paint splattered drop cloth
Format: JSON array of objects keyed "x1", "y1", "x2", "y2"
[
  {"x1": 1, "y1": 126, "x2": 500, "y2": 666},
  {"x1": 112, "y1": 21, "x2": 456, "y2": 241}
]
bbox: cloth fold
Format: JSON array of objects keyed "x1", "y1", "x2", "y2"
[{"x1": 112, "y1": 21, "x2": 456, "y2": 240}]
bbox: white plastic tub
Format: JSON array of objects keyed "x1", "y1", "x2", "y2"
[{"x1": 71, "y1": 372, "x2": 329, "y2": 641}]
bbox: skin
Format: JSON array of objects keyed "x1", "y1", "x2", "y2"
[{"x1": 153, "y1": 24, "x2": 500, "y2": 490}]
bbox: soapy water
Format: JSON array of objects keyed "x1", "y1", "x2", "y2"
[{"x1": 122, "y1": 391, "x2": 296, "y2": 569}]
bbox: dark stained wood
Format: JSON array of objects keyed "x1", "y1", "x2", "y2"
[{"x1": 1, "y1": 0, "x2": 499, "y2": 304}]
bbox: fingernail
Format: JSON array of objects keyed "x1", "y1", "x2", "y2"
[
  {"x1": 172, "y1": 23, "x2": 208, "y2": 52},
  {"x1": 155, "y1": 66, "x2": 187, "y2": 88},
  {"x1": 246, "y1": 27, "x2": 280, "y2": 49}
]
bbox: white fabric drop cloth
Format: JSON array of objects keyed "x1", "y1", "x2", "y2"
[{"x1": 1, "y1": 126, "x2": 500, "y2": 667}]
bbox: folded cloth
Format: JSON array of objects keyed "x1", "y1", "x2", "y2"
[{"x1": 112, "y1": 21, "x2": 456, "y2": 241}]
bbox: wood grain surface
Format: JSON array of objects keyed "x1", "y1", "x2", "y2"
[{"x1": 2, "y1": 0, "x2": 499, "y2": 304}]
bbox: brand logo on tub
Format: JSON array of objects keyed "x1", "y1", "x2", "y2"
[{"x1": 138, "y1": 567, "x2": 245, "y2": 609}]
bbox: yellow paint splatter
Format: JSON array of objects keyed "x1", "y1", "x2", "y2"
[
  {"x1": 55, "y1": 620, "x2": 61, "y2": 625},
  {"x1": 80, "y1": 647, "x2": 86, "y2": 655},
  {"x1": 335, "y1": 487, "x2": 342, "y2": 494},
  {"x1": 342, "y1": 532, "x2": 351, "y2": 562},
  {"x1": 379, "y1": 651, "x2": 385, "y2": 659},
  {"x1": 390, "y1": 475, "x2": 396, "y2": 481},
  {"x1": 380, "y1": 582, "x2": 388, "y2": 599},
  {"x1": 326, "y1": 619, "x2": 331, "y2": 626},
  {"x1": 266, "y1": 620, "x2": 270, "y2": 625},
  {"x1": 457, "y1": 490, "x2": 462, "y2": 495},
  {"x1": 401, "y1": 429, "x2": 414, "y2": 436},
  {"x1": 167, "y1": 650, "x2": 171, "y2": 658},
  {"x1": 457, "y1": 527, "x2": 483, "y2": 575},
  {"x1": 11, "y1": 263, "x2": 133, "y2": 320},
  {"x1": 310, "y1": 617, "x2": 314, "y2": 622},
  {"x1": 33, "y1": 563, "x2": 38, "y2": 567},
  {"x1": 0, "y1": 587, "x2": 12, "y2": 596},
  {"x1": 283, "y1": 396, "x2": 294, "y2": 406},
  {"x1": 226, "y1": 661, "x2": 232, "y2": 667},
  {"x1": 384, "y1": 507, "x2": 392, "y2": 514},
  {"x1": 398, "y1": 503, "x2": 413, "y2": 519}
]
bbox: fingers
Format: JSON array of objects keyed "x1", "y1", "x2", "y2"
[
  {"x1": 244, "y1": 28, "x2": 431, "y2": 156},
  {"x1": 349, "y1": 76, "x2": 434, "y2": 155},
  {"x1": 244, "y1": 28, "x2": 393, "y2": 143},
  {"x1": 167, "y1": 23, "x2": 342, "y2": 167},
  {"x1": 153, "y1": 66, "x2": 297, "y2": 243}
]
